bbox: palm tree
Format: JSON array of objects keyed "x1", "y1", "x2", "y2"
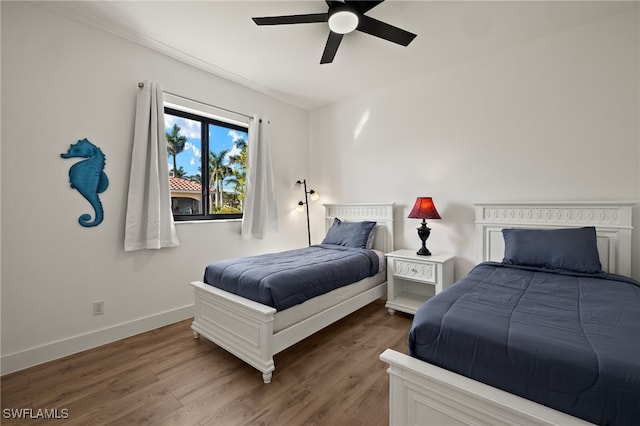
[
  {"x1": 232, "y1": 138, "x2": 247, "y2": 154},
  {"x1": 166, "y1": 124, "x2": 187, "y2": 176},
  {"x1": 228, "y1": 139, "x2": 248, "y2": 209},
  {"x1": 208, "y1": 149, "x2": 232, "y2": 210},
  {"x1": 189, "y1": 166, "x2": 202, "y2": 184}
]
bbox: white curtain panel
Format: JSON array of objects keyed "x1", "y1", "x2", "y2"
[
  {"x1": 242, "y1": 116, "x2": 279, "y2": 240},
  {"x1": 124, "y1": 81, "x2": 179, "y2": 251}
]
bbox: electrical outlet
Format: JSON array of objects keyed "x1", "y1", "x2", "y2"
[{"x1": 93, "y1": 301, "x2": 104, "y2": 316}]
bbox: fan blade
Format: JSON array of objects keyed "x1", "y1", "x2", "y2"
[
  {"x1": 325, "y1": 0, "x2": 343, "y2": 7},
  {"x1": 357, "y1": 15, "x2": 416, "y2": 46},
  {"x1": 345, "y1": 1, "x2": 384, "y2": 14},
  {"x1": 252, "y1": 13, "x2": 328, "y2": 26},
  {"x1": 320, "y1": 31, "x2": 344, "y2": 64}
]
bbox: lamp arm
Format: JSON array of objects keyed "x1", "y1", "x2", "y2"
[{"x1": 305, "y1": 185, "x2": 311, "y2": 246}]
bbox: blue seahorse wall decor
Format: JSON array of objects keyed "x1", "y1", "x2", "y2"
[{"x1": 61, "y1": 138, "x2": 109, "y2": 227}]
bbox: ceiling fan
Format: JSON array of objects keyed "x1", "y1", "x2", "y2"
[{"x1": 252, "y1": 0, "x2": 417, "y2": 64}]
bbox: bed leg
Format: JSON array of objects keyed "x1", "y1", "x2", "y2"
[
  {"x1": 193, "y1": 330, "x2": 200, "y2": 339},
  {"x1": 262, "y1": 372, "x2": 272, "y2": 384},
  {"x1": 387, "y1": 308, "x2": 396, "y2": 315}
]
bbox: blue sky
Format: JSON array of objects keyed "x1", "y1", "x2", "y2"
[{"x1": 165, "y1": 114, "x2": 247, "y2": 180}]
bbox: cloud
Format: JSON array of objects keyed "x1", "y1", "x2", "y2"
[
  {"x1": 225, "y1": 129, "x2": 246, "y2": 160},
  {"x1": 165, "y1": 115, "x2": 201, "y2": 140},
  {"x1": 227, "y1": 145, "x2": 241, "y2": 159},
  {"x1": 228, "y1": 129, "x2": 245, "y2": 142},
  {"x1": 185, "y1": 141, "x2": 201, "y2": 159}
]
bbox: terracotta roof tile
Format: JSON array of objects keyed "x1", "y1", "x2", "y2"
[{"x1": 169, "y1": 176, "x2": 202, "y2": 192}]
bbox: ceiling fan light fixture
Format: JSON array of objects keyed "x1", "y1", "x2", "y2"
[
  {"x1": 328, "y1": 9, "x2": 359, "y2": 34},
  {"x1": 252, "y1": 1, "x2": 417, "y2": 64}
]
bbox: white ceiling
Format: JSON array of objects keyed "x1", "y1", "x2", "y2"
[{"x1": 39, "y1": 1, "x2": 638, "y2": 110}]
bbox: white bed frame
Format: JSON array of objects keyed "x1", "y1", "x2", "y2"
[
  {"x1": 380, "y1": 201, "x2": 635, "y2": 426},
  {"x1": 190, "y1": 202, "x2": 394, "y2": 383}
]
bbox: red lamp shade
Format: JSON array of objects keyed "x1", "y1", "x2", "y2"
[{"x1": 408, "y1": 197, "x2": 441, "y2": 220}]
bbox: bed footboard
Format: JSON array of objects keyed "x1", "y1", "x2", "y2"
[
  {"x1": 379, "y1": 349, "x2": 592, "y2": 426},
  {"x1": 191, "y1": 280, "x2": 387, "y2": 384},
  {"x1": 190, "y1": 281, "x2": 276, "y2": 383}
]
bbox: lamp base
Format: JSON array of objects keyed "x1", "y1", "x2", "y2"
[
  {"x1": 416, "y1": 247, "x2": 432, "y2": 256},
  {"x1": 416, "y1": 221, "x2": 432, "y2": 256}
]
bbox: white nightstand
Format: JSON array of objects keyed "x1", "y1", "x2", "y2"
[{"x1": 385, "y1": 250, "x2": 455, "y2": 315}]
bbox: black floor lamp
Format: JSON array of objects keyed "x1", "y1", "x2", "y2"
[{"x1": 296, "y1": 179, "x2": 319, "y2": 246}]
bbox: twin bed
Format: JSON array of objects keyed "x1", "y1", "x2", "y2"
[
  {"x1": 381, "y1": 201, "x2": 638, "y2": 426},
  {"x1": 189, "y1": 203, "x2": 394, "y2": 383},
  {"x1": 189, "y1": 201, "x2": 638, "y2": 425}
]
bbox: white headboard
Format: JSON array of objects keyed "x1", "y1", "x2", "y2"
[
  {"x1": 323, "y1": 203, "x2": 395, "y2": 253},
  {"x1": 475, "y1": 201, "x2": 635, "y2": 276}
]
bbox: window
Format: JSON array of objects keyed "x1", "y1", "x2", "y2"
[{"x1": 164, "y1": 107, "x2": 248, "y2": 221}]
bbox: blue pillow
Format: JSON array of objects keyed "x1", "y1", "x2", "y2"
[
  {"x1": 502, "y1": 227, "x2": 602, "y2": 273},
  {"x1": 322, "y1": 218, "x2": 377, "y2": 249}
]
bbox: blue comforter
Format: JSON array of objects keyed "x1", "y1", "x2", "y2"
[
  {"x1": 409, "y1": 262, "x2": 640, "y2": 425},
  {"x1": 203, "y1": 244, "x2": 380, "y2": 311}
]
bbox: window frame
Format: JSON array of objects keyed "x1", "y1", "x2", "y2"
[{"x1": 165, "y1": 106, "x2": 248, "y2": 222}]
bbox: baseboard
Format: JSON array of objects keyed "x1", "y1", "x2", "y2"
[{"x1": 1, "y1": 304, "x2": 194, "y2": 375}]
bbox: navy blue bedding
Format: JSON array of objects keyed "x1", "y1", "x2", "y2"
[
  {"x1": 203, "y1": 244, "x2": 380, "y2": 311},
  {"x1": 409, "y1": 262, "x2": 640, "y2": 425}
]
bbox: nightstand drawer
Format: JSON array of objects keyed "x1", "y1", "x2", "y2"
[{"x1": 392, "y1": 259, "x2": 436, "y2": 283}]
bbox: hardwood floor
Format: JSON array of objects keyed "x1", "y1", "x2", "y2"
[{"x1": 1, "y1": 299, "x2": 413, "y2": 425}]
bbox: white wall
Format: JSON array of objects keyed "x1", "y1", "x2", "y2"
[
  {"x1": 0, "y1": 2, "x2": 309, "y2": 374},
  {"x1": 2, "y1": 2, "x2": 638, "y2": 375},
  {"x1": 310, "y1": 8, "x2": 640, "y2": 280}
]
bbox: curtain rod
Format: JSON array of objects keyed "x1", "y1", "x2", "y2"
[{"x1": 137, "y1": 82, "x2": 253, "y2": 120}]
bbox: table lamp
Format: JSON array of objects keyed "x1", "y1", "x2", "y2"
[{"x1": 407, "y1": 197, "x2": 441, "y2": 256}]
